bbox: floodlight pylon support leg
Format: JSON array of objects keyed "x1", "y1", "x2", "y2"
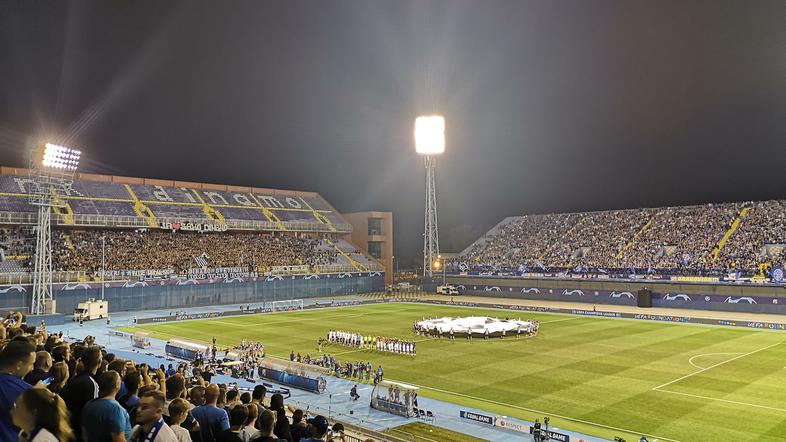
[
  {"x1": 423, "y1": 155, "x2": 439, "y2": 277},
  {"x1": 31, "y1": 204, "x2": 53, "y2": 315}
]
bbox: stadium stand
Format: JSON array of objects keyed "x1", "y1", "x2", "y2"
[
  {"x1": 51, "y1": 230, "x2": 346, "y2": 275},
  {"x1": 0, "y1": 173, "x2": 351, "y2": 232},
  {"x1": 0, "y1": 171, "x2": 383, "y2": 280},
  {"x1": 459, "y1": 201, "x2": 786, "y2": 277}
]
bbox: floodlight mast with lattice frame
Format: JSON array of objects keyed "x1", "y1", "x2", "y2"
[
  {"x1": 28, "y1": 142, "x2": 82, "y2": 315},
  {"x1": 269, "y1": 299, "x2": 304, "y2": 312},
  {"x1": 415, "y1": 115, "x2": 444, "y2": 278}
]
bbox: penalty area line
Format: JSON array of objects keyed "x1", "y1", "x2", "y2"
[
  {"x1": 653, "y1": 389, "x2": 786, "y2": 413},
  {"x1": 687, "y1": 352, "x2": 742, "y2": 370},
  {"x1": 653, "y1": 341, "x2": 783, "y2": 391}
]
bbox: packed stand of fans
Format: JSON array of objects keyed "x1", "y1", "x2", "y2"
[
  {"x1": 0, "y1": 227, "x2": 34, "y2": 271},
  {"x1": 460, "y1": 200, "x2": 786, "y2": 277},
  {"x1": 0, "y1": 311, "x2": 370, "y2": 442},
  {"x1": 51, "y1": 230, "x2": 340, "y2": 275},
  {"x1": 714, "y1": 200, "x2": 786, "y2": 274}
]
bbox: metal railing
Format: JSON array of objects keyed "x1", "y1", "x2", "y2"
[
  {"x1": 0, "y1": 270, "x2": 86, "y2": 285},
  {"x1": 0, "y1": 211, "x2": 352, "y2": 233}
]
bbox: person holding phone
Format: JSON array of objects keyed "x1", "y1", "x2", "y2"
[
  {"x1": 24, "y1": 352, "x2": 52, "y2": 385},
  {"x1": 327, "y1": 423, "x2": 346, "y2": 442},
  {"x1": 46, "y1": 362, "x2": 69, "y2": 395}
]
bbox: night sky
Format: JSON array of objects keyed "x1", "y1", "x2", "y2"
[{"x1": 1, "y1": 1, "x2": 785, "y2": 267}]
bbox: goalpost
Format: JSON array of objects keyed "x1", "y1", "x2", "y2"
[{"x1": 268, "y1": 299, "x2": 304, "y2": 312}]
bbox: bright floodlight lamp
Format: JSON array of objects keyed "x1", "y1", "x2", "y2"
[
  {"x1": 433, "y1": 260, "x2": 441, "y2": 270},
  {"x1": 415, "y1": 115, "x2": 445, "y2": 155},
  {"x1": 40, "y1": 143, "x2": 82, "y2": 171},
  {"x1": 416, "y1": 115, "x2": 443, "y2": 278}
]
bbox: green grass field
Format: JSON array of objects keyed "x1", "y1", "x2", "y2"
[
  {"x1": 120, "y1": 303, "x2": 786, "y2": 442},
  {"x1": 384, "y1": 422, "x2": 488, "y2": 442}
]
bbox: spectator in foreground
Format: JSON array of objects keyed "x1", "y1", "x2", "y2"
[
  {"x1": 329, "y1": 423, "x2": 346, "y2": 442},
  {"x1": 129, "y1": 390, "x2": 178, "y2": 442},
  {"x1": 217, "y1": 405, "x2": 247, "y2": 442},
  {"x1": 191, "y1": 385, "x2": 229, "y2": 442},
  {"x1": 61, "y1": 346, "x2": 101, "y2": 440},
  {"x1": 24, "y1": 351, "x2": 52, "y2": 385},
  {"x1": 268, "y1": 394, "x2": 292, "y2": 442},
  {"x1": 289, "y1": 409, "x2": 307, "y2": 442},
  {"x1": 250, "y1": 385, "x2": 266, "y2": 416},
  {"x1": 300, "y1": 415, "x2": 329, "y2": 442},
  {"x1": 253, "y1": 409, "x2": 286, "y2": 442},
  {"x1": 168, "y1": 398, "x2": 194, "y2": 442},
  {"x1": 0, "y1": 339, "x2": 35, "y2": 441},
  {"x1": 240, "y1": 403, "x2": 259, "y2": 441},
  {"x1": 11, "y1": 387, "x2": 75, "y2": 442},
  {"x1": 81, "y1": 371, "x2": 132, "y2": 442},
  {"x1": 46, "y1": 362, "x2": 69, "y2": 395}
]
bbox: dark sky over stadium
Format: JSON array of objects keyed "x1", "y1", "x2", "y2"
[{"x1": 1, "y1": 1, "x2": 785, "y2": 267}]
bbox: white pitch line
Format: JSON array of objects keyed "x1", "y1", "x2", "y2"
[
  {"x1": 214, "y1": 312, "x2": 367, "y2": 327},
  {"x1": 687, "y1": 352, "x2": 742, "y2": 370},
  {"x1": 539, "y1": 317, "x2": 582, "y2": 324},
  {"x1": 654, "y1": 389, "x2": 786, "y2": 413},
  {"x1": 653, "y1": 341, "x2": 783, "y2": 391},
  {"x1": 407, "y1": 382, "x2": 682, "y2": 442}
]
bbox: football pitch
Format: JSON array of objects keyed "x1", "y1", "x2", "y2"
[{"x1": 121, "y1": 303, "x2": 786, "y2": 441}]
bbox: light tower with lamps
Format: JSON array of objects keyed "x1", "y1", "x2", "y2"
[
  {"x1": 28, "y1": 143, "x2": 82, "y2": 315},
  {"x1": 415, "y1": 115, "x2": 444, "y2": 278}
]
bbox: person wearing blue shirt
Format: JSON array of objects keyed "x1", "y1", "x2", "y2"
[
  {"x1": 0, "y1": 339, "x2": 35, "y2": 442},
  {"x1": 82, "y1": 370, "x2": 133, "y2": 442},
  {"x1": 191, "y1": 385, "x2": 229, "y2": 442}
]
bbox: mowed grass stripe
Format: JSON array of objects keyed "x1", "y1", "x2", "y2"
[{"x1": 122, "y1": 303, "x2": 786, "y2": 442}]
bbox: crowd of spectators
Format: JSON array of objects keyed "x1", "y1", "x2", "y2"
[
  {"x1": 0, "y1": 311, "x2": 371, "y2": 442},
  {"x1": 51, "y1": 230, "x2": 340, "y2": 275},
  {"x1": 461, "y1": 201, "x2": 786, "y2": 277},
  {"x1": 714, "y1": 200, "x2": 786, "y2": 274},
  {"x1": 0, "y1": 227, "x2": 34, "y2": 270}
]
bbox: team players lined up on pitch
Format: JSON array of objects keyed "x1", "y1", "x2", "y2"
[
  {"x1": 0, "y1": 311, "x2": 368, "y2": 442},
  {"x1": 324, "y1": 331, "x2": 416, "y2": 355}
]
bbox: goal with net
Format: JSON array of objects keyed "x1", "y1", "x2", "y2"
[{"x1": 268, "y1": 299, "x2": 304, "y2": 312}]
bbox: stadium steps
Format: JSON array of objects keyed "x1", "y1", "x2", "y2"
[
  {"x1": 299, "y1": 197, "x2": 337, "y2": 232},
  {"x1": 189, "y1": 189, "x2": 227, "y2": 223},
  {"x1": 249, "y1": 194, "x2": 287, "y2": 230},
  {"x1": 615, "y1": 215, "x2": 654, "y2": 261},
  {"x1": 326, "y1": 238, "x2": 369, "y2": 272},
  {"x1": 50, "y1": 186, "x2": 75, "y2": 225},
  {"x1": 711, "y1": 206, "x2": 751, "y2": 262},
  {"x1": 124, "y1": 184, "x2": 158, "y2": 227}
]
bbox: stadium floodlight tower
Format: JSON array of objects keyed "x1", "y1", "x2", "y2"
[
  {"x1": 415, "y1": 115, "x2": 445, "y2": 277},
  {"x1": 28, "y1": 143, "x2": 82, "y2": 315}
]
